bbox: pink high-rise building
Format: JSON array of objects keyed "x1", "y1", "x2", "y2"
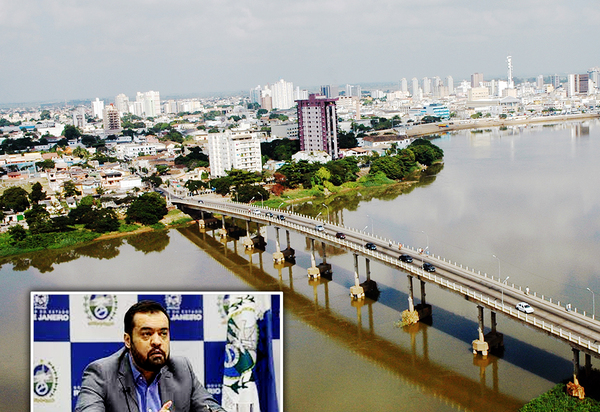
[{"x1": 296, "y1": 94, "x2": 339, "y2": 158}]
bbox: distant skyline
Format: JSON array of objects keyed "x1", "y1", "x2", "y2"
[{"x1": 1, "y1": 0, "x2": 599, "y2": 105}]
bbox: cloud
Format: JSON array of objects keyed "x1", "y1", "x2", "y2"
[{"x1": 1, "y1": 0, "x2": 599, "y2": 103}]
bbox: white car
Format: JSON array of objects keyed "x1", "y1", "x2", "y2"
[
  {"x1": 252, "y1": 209, "x2": 261, "y2": 215},
  {"x1": 315, "y1": 224, "x2": 325, "y2": 232},
  {"x1": 516, "y1": 302, "x2": 534, "y2": 314}
]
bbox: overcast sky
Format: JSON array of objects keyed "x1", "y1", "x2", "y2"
[{"x1": 1, "y1": 0, "x2": 599, "y2": 105}]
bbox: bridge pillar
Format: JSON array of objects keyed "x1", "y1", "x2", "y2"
[
  {"x1": 573, "y1": 348, "x2": 580, "y2": 380},
  {"x1": 218, "y1": 215, "x2": 227, "y2": 238},
  {"x1": 273, "y1": 227, "x2": 284, "y2": 263},
  {"x1": 316, "y1": 241, "x2": 332, "y2": 279},
  {"x1": 483, "y1": 311, "x2": 504, "y2": 352},
  {"x1": 281, "y1": 229, "x2": 295, "y2": 263},
  {"x1": 472, "y1": 305, "x2": 490, "y2": 356},
  {"x1": 585, "y1": 353, "x2": 592, "y2": 377},
  {"x1": 414, "y1": 279, "x2": 432, "y2": 319},
  {"x1": 198, "y1": 211, "x2": 206, "y2": 229},
  {"x1": 243, "y1": 220, "x2": 253, "y2": 249},
  {"x1": 359, "y1": 258, "x2": 379, "y2": 299},
  {"x1": 350, "y1": 253, "x2": 365, "y2": 299},
  {"x1": 307, "y1": 239, "x2": 320, "y2": 279},
  {"x1": 407, "y1": 275, "x2": 415, "y2": 312}
]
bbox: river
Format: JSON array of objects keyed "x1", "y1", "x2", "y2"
[{"x1": 4, "y1": 119, "x2": 600, "y2": 411}]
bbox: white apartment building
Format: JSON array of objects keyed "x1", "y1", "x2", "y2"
[
  {"x1": 115, "y1": 94, "x2": 130, "y2": 115},
  {"x1": 114, "y1": 143, "x2": 159, "y2": 160},
  {"x1": 208, "y1": 130, "x2": 264, "y2": 177},
  {"x1": 271, "y1": 79, "x2": 294, "y2": 110},
  {"x1": 135, "y1": 91, "x2": 161, "y2": 117},
  {"x1": 92, "y1": 98, "x2": 104, "y2": 120}
]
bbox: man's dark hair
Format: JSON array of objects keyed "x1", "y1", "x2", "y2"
[{"x1": 124, "y1": 300, "x2": 170, "y2": 336}]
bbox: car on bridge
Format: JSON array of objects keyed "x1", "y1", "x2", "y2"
[
  {"x1": 516, "y1": 302, "x2": 534, "y2": 314},
  {"x1": 365, "y1": 242, "x2": 377, "y2": 250},
  {"x1": 252, "y1": 209, "x2": 261, "y2": 214},
  {"x1": 422, "y1": 262, "x2": 436, "y2": 272},
  {"x1": 277, "y1": 215, "x2": 286, "y2": 220},
  {"x1": 335, "y1": 232, "x2": 346, "y2": 239},
  {"x1": 315, "y1": 224, "x2": 325, "y2": 232},
  {"x1": 265, "y1": 212, "x2": 273, "y2": 217},
  {"x1": 399, "y1": 254, "x2": 413, "y2": 263}
]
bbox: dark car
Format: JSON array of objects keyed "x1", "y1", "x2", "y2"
[
  {"x1": 422, "y1": 262, "x2": 436, "y2": 272},
  {"x1": 335, "y1": 232, "x2": 346, "y2": 239},
  {"x1": 365, "y1": 242, "x2": 377, "y2": 250},
  {"x1": 399, "y1": 254, "x2": 413, "y2": 263},
  {"x1": 278, "y1": 215, "x2": 286, "y2": 220},
  {"x1": 265, "y1": 212, "x2": 274, "y2": 217}
]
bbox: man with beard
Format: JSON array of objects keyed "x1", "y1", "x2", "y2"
[{"x1": 75, "y1": 300, "x2": 224, "y2": 412}]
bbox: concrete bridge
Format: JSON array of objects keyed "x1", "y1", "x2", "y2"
[{"x1": 171, "y1": 195, "x2": 600, "y2": 379}]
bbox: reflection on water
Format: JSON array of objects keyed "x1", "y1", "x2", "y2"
[
  {"x1": 179, "y1": 225, "x2": 524, "y2": 411},
  {"x1": 0, "y1": 231, "x2": 171, "y2": 272}
]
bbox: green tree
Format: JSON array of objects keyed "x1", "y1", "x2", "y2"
[
  {"x1": 40, "y1": 110, "x2": 51, "y2": 120},
  {"x1": 143, "y1": 174, "x2": 163, "y2": 187},
  {"x1": 236, "y1": 184, "x2": 270, "y2": 204},
  {"x1": 126, "y1": 192, "x2": 168, "y2": 225},
  {"x1": 35, "y1": 159, "x2": 56, "y2": 171},
  {"x1": 86, "y1": 208, "x2": 119, "y2": 233},
  {"x1": 256, "y1": 109, "x2": 268, "y2": 118},
  {"x1": 62, "y1": 125, "x2": 82, "y2": 140},
  {"x1": 8, "y1": 225, "x2": 27, "y2": 243},
  {"x1": 184, "y1": 180, "x2": 206, "y2": 195},
  {"x1": 24, "y1": 204, "x2": 52, "y2": 234},
  {"x1": 62, "y1": 180, "x2": 81, "y2": 198},
  {"x1": 0, "y1": 186, "x2": 30, "y2": 212},
  {"x1": 29, "y1": 182, "x2": 46, "y2": 204},
  {"x1": 408, "y1": 139, "x2": 444, "y2": 166},
  {"x1": 73, "y1": 146, "x2": 89, "y2": 159}
]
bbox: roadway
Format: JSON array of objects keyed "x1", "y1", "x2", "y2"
[{"x1": 172, "y1": 195, "x2": 600, "y2": 358}]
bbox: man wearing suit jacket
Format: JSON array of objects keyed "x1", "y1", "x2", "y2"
[{"x1": 75, "y1": 300, "x2": 225, "y2": 412}]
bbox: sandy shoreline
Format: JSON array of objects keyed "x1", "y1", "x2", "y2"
[{"x1": 405, "y1": 113, "x2": 600, "y2": 138}]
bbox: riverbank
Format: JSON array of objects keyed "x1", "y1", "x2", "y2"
[
  {"x1": 0, "y1": 209, "x2": 194, "y2": 257},
  {"x1": 405, "y1": 113, "x2": 600, "y2": 138}
]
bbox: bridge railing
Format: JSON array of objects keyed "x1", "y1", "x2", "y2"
[{"x1": 176, "y1": 197, "x2": 600, "y2": 351}]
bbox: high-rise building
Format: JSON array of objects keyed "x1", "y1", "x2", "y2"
[
  {"x1": 296, "y1": 94, "x2": 339, "y2": 159},
  {"x1": 271, "y1": 79, "x2": 294, "y2": 110},
  {"x1": 92, "y1": 98, "x2": 104, "y2": 120},
  {"x1": 588, "y1": 68, "x2": 600, "y2": 91},
  {"x1": 207, "y1": 130, "x2": 263, "y2": 178},
  {"x1": 400, "y1": 78, "x2": 408, "y2": 93},
  {"x1": 568, "y1": 74, "x2": 577, "y2": 97},
  {"x1": 115, "y1": 94, "x2": 130, "y2": 115},
  {"x1": 471, "y1": 73, "x2": 484, "y2": 88},
  {"x1": 294, "y1": 86, "x2": 309, "y2": 100},
  {"x1": 72, "y1": 107, "x2": 86, "y2": 128},
  {"x1": 321, "y1": 84, "x2": 339, "y2": 99},
  {"x1": 578, "y1": 74, "x2": 590, "y2": 94},
  {"x1": 103, "y1": 104, "x2": 122, "y2": 135},
  {"x1": 552, "y1": 74, "x2": 561, "y2": 89},
  {"x1": 446, "y1": 76, "x2": 454, "y2": 94},
  {"x1": 422, "y1": 77, "x2": 431, "y2": 95},
  {"x1": 250, "y1": 86, "x2": 262, "y2": 104},
  {"x1": 345, "y1": 84, "x2": 361, "y2": 98},
  {"x1": 136, "y1": 91, "x2": 161, "y2": 117},
  {"x1": 411, "y1": 78, "x2": 419, "y2": 98},
  {"x1": 507, "y1": 56, "x2": 514, "y2": 89},
  {"x1": 536, "y1": 75, "x2": 544, "y2": 90}
]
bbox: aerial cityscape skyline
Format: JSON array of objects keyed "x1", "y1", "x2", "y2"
[{"x1": 1, "y1": 0, "x2": 599, "y2": 105}]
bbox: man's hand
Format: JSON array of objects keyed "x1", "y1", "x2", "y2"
[{"x1": 160, "y1": 400, "x2": 173, "y2": 412}]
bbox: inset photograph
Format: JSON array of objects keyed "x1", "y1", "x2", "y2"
[{"x1": 31, "y1": 292, "x2": 282, "y2": 412}]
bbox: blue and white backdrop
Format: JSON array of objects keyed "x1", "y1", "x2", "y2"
[{"x1": 31, "y1": 292, "x2": 282, "y2": 412}]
